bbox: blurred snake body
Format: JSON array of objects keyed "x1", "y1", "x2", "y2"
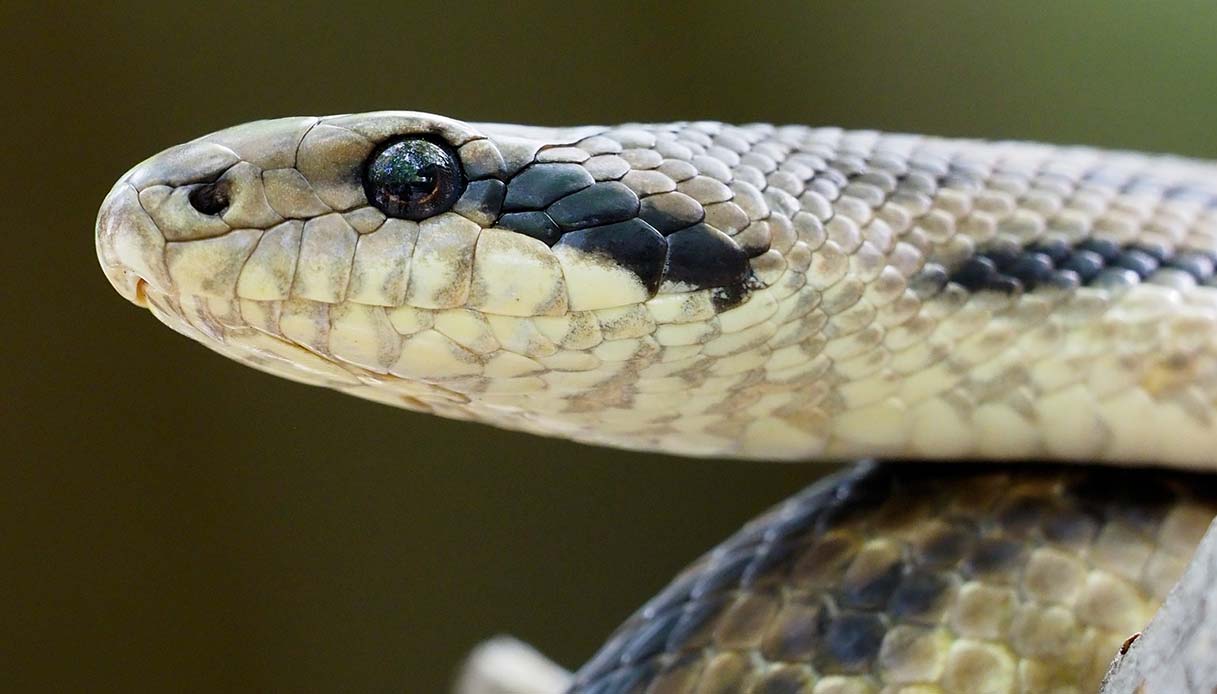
[{"x1": 96, "y1": 113, "x2": 1217, "y2": 693}]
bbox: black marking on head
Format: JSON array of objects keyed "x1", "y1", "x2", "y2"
[
  {"x1": 491, "y1": 154, "x2": 754, "y2": 304},
  {"x1": 451, "y1": 178, "x2": 505, "y2": 227},
  {"x1": 711, "y1": 276, "x2": 763, "y2": 311},
  {"x1": 502, "y1": 163, "x2": 594, "y2": 210},
  {"x1": 547, "y1": 181, "x2": 640, "y2": 230},
  {"x1": 662, "y1": 224, "x2": 749, "y2": 290},
  {"x1": 553, "y1": 219, "x2": 668, "y2": 294},
  {"x1": 638, "y1": 191, "x2": 705, "y2": 234},
  {"x1": 497, "y1": 211, "x2": 562, "y2": 245},
  {"x1": 496, "y1": 163, "x2": 752, "y2": 301},
  {"x1": 735, "y1": 227, "x2": 773, "y2": 259}
]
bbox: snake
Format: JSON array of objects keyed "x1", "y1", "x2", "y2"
[{"x1": 95, "y1": 112, "x2": 1217, "y2": 694}]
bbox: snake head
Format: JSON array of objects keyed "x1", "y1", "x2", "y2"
[{"x1": 96, "y1": 112, "x2": 788, "y2": 454}]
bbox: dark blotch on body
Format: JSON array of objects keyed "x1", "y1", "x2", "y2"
[
  {"x1": 762, "y1": 598, "x2": 831, "y2": 662},
  {"x1": 888, "y1": 570, "x2": 954, "y2": 621},
  {"x1": 965, "y1": 537, "x2": 1025, "y2": 579},
  {"x1": 912, "y1": 521, "x2": 975, "y2": 568},
  {"x1": 818, "y1": 612, "x2": 886, "y2": 674},
  {"x1": 839, "y1": 552, "x2": 903, "y2": 610},
  {"x1": 953, "y1": 236, "x2": 1217, "y2": 295}
]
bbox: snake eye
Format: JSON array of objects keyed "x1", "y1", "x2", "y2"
[
  {"x1": 188, "y1": 181, "x2": 229, "y2": 216},
  {"x1": 364, "y1": 138, "x2": 465, "y2": 220}
]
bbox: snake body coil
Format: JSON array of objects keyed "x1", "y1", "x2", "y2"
[{"x1": 96, "y1": 113, "x2": 1217, "y2": 692}]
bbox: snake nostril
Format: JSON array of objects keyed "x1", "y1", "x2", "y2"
[{"x1": 188, "y1": 181, "x2": 230, "y2": 216}]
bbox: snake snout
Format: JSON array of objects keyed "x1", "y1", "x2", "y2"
[
  {"x1": 95, "y1": 138, "x2": 245, "y2": 308},
  {"x1": 95, "y1": 179, "x2": 169, "y2": 308}
]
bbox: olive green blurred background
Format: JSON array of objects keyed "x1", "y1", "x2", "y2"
[{"x1": 3, "y1": 1, "x2": 1216, "y2": 691}]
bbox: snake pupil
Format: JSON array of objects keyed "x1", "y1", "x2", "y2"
[{"x1": 364, "y1": 138, "x2": 464, "y2": 220}]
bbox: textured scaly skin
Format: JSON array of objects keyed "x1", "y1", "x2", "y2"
[
  {"x1": 96, "y1": 113, "x2": 1217, "y2": 692},
  {"x1": 565, "y1": 464, "x2": 1215, "y2": 693}
]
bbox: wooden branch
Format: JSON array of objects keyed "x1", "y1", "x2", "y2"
[
  {"x1": 453, "y1": 636, "x2": 571, "y2": 694},
  {"x1": 1101, "y1": 518, "x2": 1217, "y2": 693}
]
